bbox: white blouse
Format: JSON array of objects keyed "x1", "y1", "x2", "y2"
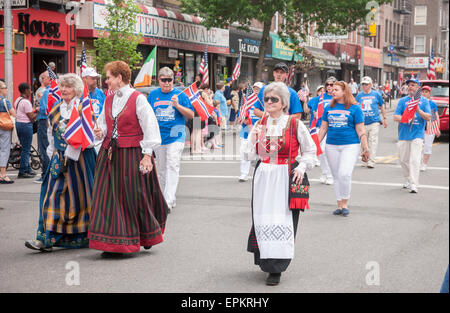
[
  {"x1": 95, "y1": 85, "x2": 161, "y2": 155},
  {"x1": 244, "y1": 114, "x2": 317, "y2": 175}
]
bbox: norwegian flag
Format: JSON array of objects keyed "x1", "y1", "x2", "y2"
[
  {"x1": 64, "y1": 104, "x2": 83, "y2": 149},
  {"x1": 232, "y1": 52, "x2": 241, "y2": 82},
  {"x1": 199, "y1": 47, "x2": 209, "y2": 85},
  {"x1": 80, "y1": 83, "x2": 95, "y2": 150},
  {"x1": 237, "y1": 92, "x2": 258, "y2": 125},
  {"x1": 427, "y1": 46, "x2": 436, "y2": 80},
  {"x1": 309, "y1": 117, "x2": 323, "y2": 156},
  {"x1": 47, "y1": 80, "x2": 62, "y2": 113},
  {"x1": 400, "y1": 88, "x2": 422, "y2": 124},
  {"x1": 317, "y1": 91, "x2": 324, "y2": 120},
  {"x1": 80, "y1": 41, "x2": 88, "y2": 77},
  {"x1": 182, "y1": 83, "x2": 214, "y2": 121}
]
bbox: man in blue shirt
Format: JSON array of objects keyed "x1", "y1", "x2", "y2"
[
  {"x1": 35, "y1": 71, "x2": 51, "y2": 183},
  {"x1": 82, "y1": 67, "x2": 105, "y2": 118},
  {"x1": 355, "y1": 76, "x2": 387, "y2": 168},
  {"x1": 394, "y1": 78, "x2": 431, "y2": 193},
  {"x1": 254, "y1": 62, "x2": 303, "y2": 119},
  {"x1": 148, "y1": 67, "x2": 194, "y2": 212}
]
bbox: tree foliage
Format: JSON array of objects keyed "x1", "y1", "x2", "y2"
[{"x1": 92, "y1": 0, "x2": 143, "y2": 76}]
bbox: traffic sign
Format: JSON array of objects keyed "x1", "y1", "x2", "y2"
[
  {"x1": 0, "y1": 0, "x2": 29, "y2": 10},
  {"x1": 389, "y1": 45, "x2": 395, "y2": 52}
]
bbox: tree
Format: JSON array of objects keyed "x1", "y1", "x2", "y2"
[
  {"x1": 92, "y1": 0, "x2": 143, "y2": 76},
  {"x1": 180, "y1": 0, "x2": 390, "y2": 81}
]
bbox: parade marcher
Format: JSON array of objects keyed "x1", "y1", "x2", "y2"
[
  {"x1": 14, "y1": 83, "x2": 38, "y2": 178},
  {"x1": 35, "y1": 71, "x2": 52, "y2": 183},
  {"x1": 244, "y1": 82, "x2": 316, "y2": 286},
  {"x1": 308, "y1": 77, "x2": 336, "y2": 184},
  {"x1": 355, "y1": 76, "x2": 387, "y2": 168},
  {"x1": 148, "y1": 67, "x2": 194, "y2": 212},
  {"x1": 318, "y1": 81, "x2": 369, "y2": 217},
  {"x1": 82, "y1": 67, "x2": 105, "y2": 118},
  {"x1": 0, "y1": 81, "x2": 16, "y2": 184},
  {"x1": 24, "y1": 73, "x2": 97, "y2": 252},
  {"x1": 88, "y1": 61, "x2": 168, "y2": 256},
  {"x1": 421, "y1": 85, "x2": 441, "y2": 171},
  {"x1": 214, "y1": 82, "x2": 228, "y2": 131},
  {"x1": 254, "y1": 63, "x2": 303, "y2": 119},
  {"x1": 229, "y1": 83, "x2": 240, "y2": 130},
  {"x1": 349, "y1": 78, "x2": 359, "y2": 98},
  {"x1": 393, "y1": 78, "x2": 431, "y2": 194}
]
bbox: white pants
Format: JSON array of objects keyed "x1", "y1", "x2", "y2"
[
  {"x1": 325, "y1": 143, "x2": 361, "y2": 201},
  {"x1": 397, "y1": 139, "x2": 423, "y2": 186},
  {"x1": 319, "y1": 135, "x2": 332, "y2": 178},
  {"x1": 240, "y1": 138, "x2": 251, "y2": 177},
  {"x1": 423, "y1": 133, "x2": 435, "y2": 155},
  {"x1": 364, "y1": 122, "x2": 380, "y2": 166},
  {"x1": 154, "y1": 141, "x2": 185, "y2": 208}
]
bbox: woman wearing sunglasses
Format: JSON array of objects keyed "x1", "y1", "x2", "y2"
[
  {"x1": 244, "y1": 82, "x2": 317, "y2": 286},
  {"x1": 318, "y1": 81, "x2": 369, "y2": 217}
]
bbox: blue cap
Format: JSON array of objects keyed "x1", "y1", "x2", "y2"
[
  {"x1": 226, "y1": 77, "x2": 232, "y2": 82},
  {"x1": 406, "y1": 78, "x2": 420, "y2": 86}
]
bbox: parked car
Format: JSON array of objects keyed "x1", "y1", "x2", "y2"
[{"x1": 420, "y1": 80, "x2": 449, "y2": 134}]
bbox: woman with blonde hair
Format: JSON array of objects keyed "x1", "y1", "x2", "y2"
[{"x1": 318, "y1": 81, "x2": 369, "y2": 217}]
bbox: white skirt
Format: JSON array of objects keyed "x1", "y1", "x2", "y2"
[{"x1": 252, "y1": 162, "x2": 295, "y2": 259}]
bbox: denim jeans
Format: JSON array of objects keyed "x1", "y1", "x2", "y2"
[
  {"x1": 37, "y1": 119, "x2": 49, "y2": 175},
  {"x1": 15, "y1": 122, "x2": 33, "y2": 174}
]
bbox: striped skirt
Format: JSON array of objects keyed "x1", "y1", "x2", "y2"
[
  {"x1": 88, "y1": 146, "x2": 168, "y2": 253},
  {"x1": 37, "y1": 148, "x2": 96, "y2": 248}
]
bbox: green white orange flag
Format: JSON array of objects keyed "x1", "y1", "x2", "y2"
[{"x1": 134, "y1": 46, "x2": 157, "y2": 87}]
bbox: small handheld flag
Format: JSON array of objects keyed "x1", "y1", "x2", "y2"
[
  {"x1": 400, "y1": 88, "x2": 422, "y2": 124},
  {"x1": 64, "y1": 105, "x2": 83, "y2": 149},
  {"x1": 181, "y1": 83, "x2": 214, "y2": 121},
  {"x1": 232, "y1": 52, "x2": 241, "y2": 82}
]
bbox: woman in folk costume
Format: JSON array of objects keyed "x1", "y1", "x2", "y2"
[
  {"x1": 25, "y1": 73, "x2": 96, "y2": 252},
  {"x1": 88, "y1": 61, "x2": 168, "y2": 257},
  {"x1": 244, "y1": 82, "x2": 317, "y2": 286}
]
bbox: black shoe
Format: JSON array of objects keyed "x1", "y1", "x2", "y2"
[
  {"x1": 17, "y1": 172, "x2": 36, "y2": 179},
  {"x1": 266, "y1": 273, "x2": 281, "y2": 286},
  {"x1": 144, "y1": 246, "x2": 152, "y2": 250},
  {"x1": 101, "y1": 252, "x2": 124, "y2": 259}
]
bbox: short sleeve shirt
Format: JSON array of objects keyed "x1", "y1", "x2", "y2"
[
  {"x1": 355, "y1": 91, "x2": 385, "y2": 125},
  {"x1": 322, "y1": 103, "x2": 364, "y2": 145},
  {"x1": 395, "y1": 96, "x2": 431, "y2": 141}
]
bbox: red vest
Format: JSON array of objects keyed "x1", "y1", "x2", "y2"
[
  {"x1": 256, "y1": 115, "x2": 299, "y2": 164},
  {"x1": 102, "y1": 91, "x2": 144, "y2": 149}
]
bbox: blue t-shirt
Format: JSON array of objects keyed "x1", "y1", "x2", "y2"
[
  {"x1": 89, "y1": 88, "x2": 105, "y2": 118},
  {"x1": 37, "y1": 86, "x2": 50, "y2": 120},
  {"x1": 0, "y1": 96, "x2": 12, "y2": 112},
  {"x1": 308, "y1": 93, "x2": 333, "y2": 128},
  {"x1": 323, "y1": 103, "x2": 364, "y2": 145},
  {"x1": 256, "y1": 85, "x2": 303, "y2": 115},
  {"x1": 395, "y1": 95, "x2": 431, "y2": 141},
  {"x1": 148, "y1": 88, "x2": 194, "y2": 145},
  {"x1": 355, "y1": 91, "x2": 384, "y2": 125},
  {"x1": 213, "y1": 90, "x2": 227, "y2": 118}
]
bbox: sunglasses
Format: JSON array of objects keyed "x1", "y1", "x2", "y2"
[
  {"x1": 160, "y1": 78, "x2": 173, "y2": 83},
  {"x1": 326, "y1": 83, "x2": 334, "y2": 86},
  {"x1": 263, "y1": 97, "x2": 280, "y2": 103}
]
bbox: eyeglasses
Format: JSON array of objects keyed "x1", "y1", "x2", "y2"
[
  {"x1": 160, "y1": 78, "x2": 173, "y2": 83},
  {"x1": 263, "y1": 97, "x2": 280, "y2": 103}
]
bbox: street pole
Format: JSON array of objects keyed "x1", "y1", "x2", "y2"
[
  {"x1": 390, "y1": 54, "x2": 393, "y2": 108},
  {"x1": 4, "y1": 0, "x2": 14, "y2": 102},
  {"x1": 360, "y1": 29, "x2": 365, "y2": 84}
]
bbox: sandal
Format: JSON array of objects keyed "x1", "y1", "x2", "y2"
[{"x1": 0, "y1": 176, "x2": 14, "y2": 184}]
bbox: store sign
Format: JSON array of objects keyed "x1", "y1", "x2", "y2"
[
  {"x1": 229, "y1": 30, "x2": 272, "y2": 58},
  {"x1": 93, "y1": 3, "x2": 229, "y2": 50},
  {"x1": 270, "y1": 33, "x2": 302, "y2": 61},
  {"x1": 364, "y1": 47, "x2": 382, "y2": 68},
  {"x1": 16, "y1": 13, "x2": 65, "y2": 47},
  {"x1": 168, "y1": 49, "x2": 178, "y2": 58},
  {"x1": 405, "y1": 57, "x2": 429, "y2": 69},
  {"x1": 0, "y1": 0, "x2": 28, "y2": 10}
]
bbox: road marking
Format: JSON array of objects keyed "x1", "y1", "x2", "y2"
[{"x1": 179, "y1": 175, "x2": 449, "y2": 190}]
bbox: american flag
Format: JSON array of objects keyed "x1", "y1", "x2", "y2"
[
  {"x1": 48, "y1": 65, "x2": 58, "y2": 81},
  {"x1": 400, "y1": 87, "x2": 422, "y2": 124},
  {"x1": 199, "y1": 47, "x2": 209, "y2": 85},
  {"x1": 80, "y1": 41, "x2": 88, "y2": 77},
  {"x1": 236, "y1": 92, "x2": 258, "y2": 125},
  {"x1": 182, "y1": 83, "x2": 214, "y2": 121},
  {"x1": 232, "y1": 52, "x2": 241, "y2": 81},
  {"x1": 427, "y1": 46, "x2": 436, "y2": 80},
  {"x1": 80, "y1": 83, "x2": 95, "y2": 150},
  {"x1": 426, "y1": 100, "x2": 440, "y2": 135},
  {"x1": 64, "y1": 104, "x2": 83, "y2": 149}
]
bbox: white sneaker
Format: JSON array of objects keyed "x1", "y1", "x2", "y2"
[
  {"x1": 319, "y1": 175, "x2": 327, "y2": 184},
  {"x1": 402, "y1": 182, "x2": 411, "y2": 189},
  {"x1": 325, "y1": 177, "x2": 334, "y2": 185},
  {"x1": 410, "y1": 184, "x2": 418, "y2": 193},
  {"x1": 420, "y1": 164, "x2": 427, "y2": 172},
  {"x1": 315, "y1": 159, "x2": 321, "y2": 167},
  {"x1": 239, "y1": 175, "x2": 249, "y2": 182}
]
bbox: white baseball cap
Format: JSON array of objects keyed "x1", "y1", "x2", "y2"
[
  {"x1": 361, "y1": 76, "x2": 373, "y2": 84},
  {"x1": 253, "y1": 82, "x2": 264, "y2": 89},
  {"x1": 82, "y1": 67, "x2": 101, "y2": 78}
]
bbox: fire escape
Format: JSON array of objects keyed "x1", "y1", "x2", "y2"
[{"x1": 393, "y1": 0, "x2": 412, "y2": 51}]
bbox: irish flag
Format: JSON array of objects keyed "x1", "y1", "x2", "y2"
[{"x1": 134, "y1": 46, "x2": 157, "y2": 87}]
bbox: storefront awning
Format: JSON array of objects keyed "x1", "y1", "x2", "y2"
[{"x1": 304, "y1": 46, "x2": 341, "y2": 70}]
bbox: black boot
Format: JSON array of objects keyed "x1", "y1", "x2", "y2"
[
  {"x1": 144, "y1": 246, "x2": 152, "y2": 250},
  {"x1": 266, "y1": 273, "x2": 281, "y2": 286}
]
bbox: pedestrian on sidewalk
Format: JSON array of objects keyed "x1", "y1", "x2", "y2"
[
  {"x1": 349, "y1": 78, "x2": 359, "y2": 97},
  {"x1": 318, "y1": 81, "x2": 369, "y2": 217},
  {"x1": 244, "y1": 82, "x2": 316, "y2": 286},
  {"x1": 14, "y1": 83, "x2": 38, "y2": 179},
  {"x1": 355, "y1": 76, "x2": 387, "y2": 168},
  {"x1": 421, "y1": 85, "x2": 441, "y2": 172},
  {"x1": 88, "y1": 61, "x2": 168, "y2": 257},
  {"x1": 214, "y1": 82, "x2": 228, "y2": 132},
  {"x1": 25, "y1": 73, "x2": 97, "y2": 252},
  {"x1": 0, "y1": 81, "x2": 16, "y2": 184},
  {"x1": 393, "y1": 78, "x2": 431, "y2": 194},
  {"x1": 148, "y1": 67, "x2": 194, "y2": 212}
]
